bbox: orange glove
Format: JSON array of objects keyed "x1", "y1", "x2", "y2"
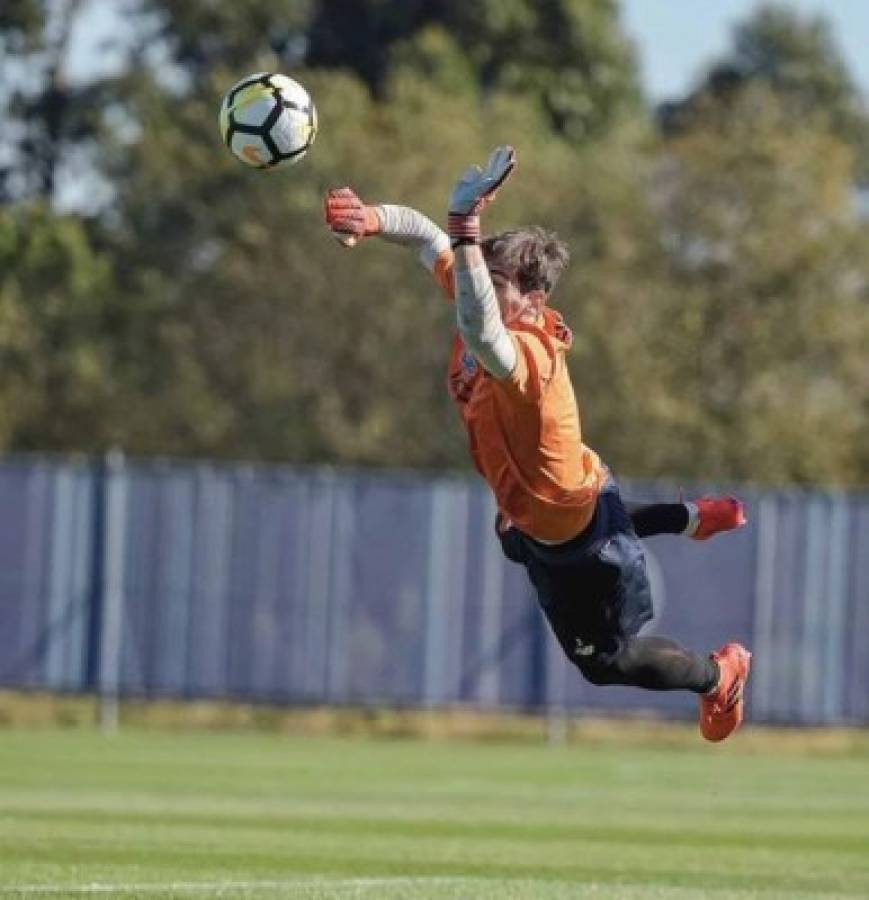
[{"x1": 324, "y1": 187, "x2": 381, "y2": 247}]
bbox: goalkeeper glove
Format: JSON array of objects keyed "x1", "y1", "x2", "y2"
[
  {"x1": 448, "y1": 145, "x2": 516, "y2": 246},
  {"x1": 324, "y1": 187, "x2": 381, "y2": 247}
]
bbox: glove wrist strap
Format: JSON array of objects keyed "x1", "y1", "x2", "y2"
[
  {"x1": 363, "y1": 206, "x2": 382, "y2": 237},
  {"x1": 448, "y1": 213, "x2": 480, "y2": 246}
]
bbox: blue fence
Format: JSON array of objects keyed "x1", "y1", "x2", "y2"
[{"x1": 0, "y1": 456, "x2": 867, "y2": 725}]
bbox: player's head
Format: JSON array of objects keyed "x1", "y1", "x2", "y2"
[{"x1": 482, "y1": 228, "x2": 570, "y2": 324}]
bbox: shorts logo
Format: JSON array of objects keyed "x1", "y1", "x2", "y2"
[
  {"x1": 574, "y1": 638, "x2": 595, "y2": 657},
  {"x1": 461, "y1": 352, "x2": 478, "y2": 374}
]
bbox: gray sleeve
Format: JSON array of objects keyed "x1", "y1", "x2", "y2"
[
  {"x1": 454, "y1": 264, "x2": 517, "y2": 379},
  {"x1": 375, "y1": 204, "x2": 450, "y2": 271}
]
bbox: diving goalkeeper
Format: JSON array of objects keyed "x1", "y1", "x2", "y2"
[{"x1": 324, "y1": 147, "x2": 751, "y2": 742}]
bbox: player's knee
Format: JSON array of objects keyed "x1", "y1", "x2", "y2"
[{"x1": 574, "y1": 653, "x2": 624, "y2": 687}]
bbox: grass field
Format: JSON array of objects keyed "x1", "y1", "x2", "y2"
[{"x1": 0, "y1": 726, "x2": 867, "y2": 899}]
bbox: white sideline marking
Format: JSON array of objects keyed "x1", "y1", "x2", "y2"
[{"x1": 3, "y1": 877, "x2": 474, "y2": 895}]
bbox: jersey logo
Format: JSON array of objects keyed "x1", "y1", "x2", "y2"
[
  {"x1": 460, "y1": 352, "x2": 478, "y2": 375},
  {"x1": 449, "y1": 347, "x2": 481, "y2": 406}
]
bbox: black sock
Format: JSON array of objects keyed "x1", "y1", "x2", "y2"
[
  {"x1": 628, "y1": 503, "x2": 689, "y2": 538},
  {"x1": 599, "y1": 637, "x2": 718, "y2": 693}
]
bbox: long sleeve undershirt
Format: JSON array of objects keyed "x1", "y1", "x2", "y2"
[
  {"x1": 375, "y1": 204, "x2": 450, "y2": 271},
  {"x1": 453, "y1": 262, "x2": 516, "y2": 379},
  {"x1": 375, "y1": 204, "x2": 516, "y2": 378}
]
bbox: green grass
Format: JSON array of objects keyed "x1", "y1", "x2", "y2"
[{"x1": 0, "y1": 727, "x2": 867, "y2": 898}]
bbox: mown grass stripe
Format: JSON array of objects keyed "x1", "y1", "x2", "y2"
[
  {"x1": 2, "y1": 807, "x2": 867, "y2": 854},
  {"x1": 0, "y1": 729, "x2": 866, "y2": 899}
]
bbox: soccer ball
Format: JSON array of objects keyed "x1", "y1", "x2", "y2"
[{"x1": 219, "y1": 73, "x2": 317, "y2": 169}]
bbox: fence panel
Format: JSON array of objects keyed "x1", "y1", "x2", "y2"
[
  {"x1": 0, "y1": 456, "x2": 866, "y2": 725},
  {"x1": 0, "y1": 460, "x2": 95, "y2": 691}
]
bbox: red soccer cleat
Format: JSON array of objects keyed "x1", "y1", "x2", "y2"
[
  {"x1": 700, "y1": 642, "x2": 752, "y2": 742},
  {"x1": 690, "y1": 496, "x2": 746, "y2": 540}
]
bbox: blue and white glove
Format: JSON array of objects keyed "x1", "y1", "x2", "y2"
[{"x1": 448, "y1": 145, "x2": 516, "y2": 247}]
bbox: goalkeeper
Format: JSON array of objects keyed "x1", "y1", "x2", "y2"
[{"x1": 325, "y1": 147, "x2": 751, "y2": 742}]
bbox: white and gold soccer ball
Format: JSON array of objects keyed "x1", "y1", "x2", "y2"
[{"x1": 219, "y1": 73, "x2": 317, "y2": 169}]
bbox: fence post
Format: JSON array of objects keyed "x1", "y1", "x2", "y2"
[{"x1": 97, "y1": 449, "x2": 128, "y2": 734}]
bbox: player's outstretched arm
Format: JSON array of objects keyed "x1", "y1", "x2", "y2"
[
  {"x1": 449, "y1": 146, "x2": 517, "y2": 379},
  {"x1": 324, "y1": 187, "x2": 449, "y2": 274}
]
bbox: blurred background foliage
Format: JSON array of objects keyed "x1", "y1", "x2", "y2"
[{"x1": 0, "y1": 0, "x2": 867, "y2": 484}]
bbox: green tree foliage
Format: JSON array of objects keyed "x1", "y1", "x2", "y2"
[
  {"x1": 0, "y1": 204, "x2": 118, "y2": 449},
  {"x1": 69, "y1": 0, "x2": 648, "y2": 465},
  {"x1": 0, "y1": 1, "x2": 43, "y2": 44},
  {"x1": 135, "y1": 1, "x2": 642, "y2": 138},
  {"x1": 104, "y1": 62, "x2": 627, "y2": 465},
  {"x1": 307, "y1": 0, "x2": 642, "y2": 139},
  {"x1": 0, "y1": 1, "x2": 867, "y2": 487},
  {"x1": 638, "y1": 87, "x2": 869, "y2": 484},
  {"x1": 660, "y1": 3, "x2": 869, "y2": 180},
  {"x1": 139, "y1": 0, "x2": 313, "y2": 87},
  {"x1": 0, "y1": 0, "x2": 110, "y2": 204}
]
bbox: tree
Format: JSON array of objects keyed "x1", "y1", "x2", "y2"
[
  {"x1": 659, "y1": 4, "x2": 869, "y2": 180},
  {"x1": 0, "y1": 1, "x2": 42, "y2": 42},
  {"x1": 100, "y1": 60, "x2": 637, "y2": 465},
  {"x1": 0, "y1": 204, "x2": 119, "y2": 450},
  {"x1": 3, "y1": 0, "x2": 866, "y2": 488},
  {"x1": 306, "y1": 0, "x2": 643, "y2": 140},
  {"x1": 644, "y1": 86, "x2": 869, "y2": 484},
  {"x1": 0, "y1": 0, "x2": 111, "y2": 206},
  {"x1": 81, "y1": 0, "x2": 650, "y2": 465},
  {"x1": 136, "y1": 0, "x2": 313, "y2": 89}
]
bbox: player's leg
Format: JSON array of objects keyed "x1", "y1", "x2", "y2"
[
  {"x1": 522, "y1": 483, "x2": 751, "y2": 740},
  {"x1": 537, "y1": 570, "x2": 750, "y2": 741},
  {"x1": 625, "y1": 501, "x2": 690, "y2": 538},
  {"x1": 581, "y1": 635, "x2": 719, "y2": 691},
  {"x1": 568, "y1": 628, "x2": 751, "y2": 741},
  {"x1": 540, "y1": 591, "x2": 718, "y2": 692},
  {"x1": 626, "y1": 497, "x2": 746, "y2": 540},
  {"x1": 533, "y1": 536, "x2": 717, "y2": 694}
]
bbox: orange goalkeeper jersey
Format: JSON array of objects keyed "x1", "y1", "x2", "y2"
[{"x1": 433, "y1": 251, "x2": 606, "y2": 543}]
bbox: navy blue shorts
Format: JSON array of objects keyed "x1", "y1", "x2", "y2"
[{"x1": 497, "y1": 480, "x2": 653, "y2": 667}]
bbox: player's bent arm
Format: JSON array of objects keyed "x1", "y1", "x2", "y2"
[
  {"x1": 325, "y1": 189, "x2": 447, "y2": 272},
  {"x1": 453, "y1": 244, "x2": 517, "y2": 379},
  {"x1": 375, "y1": 205, "x2": 450, "y2": 273},
  {"x1": 324, "y1": 189, "x2": 453, "y2": 293}
]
